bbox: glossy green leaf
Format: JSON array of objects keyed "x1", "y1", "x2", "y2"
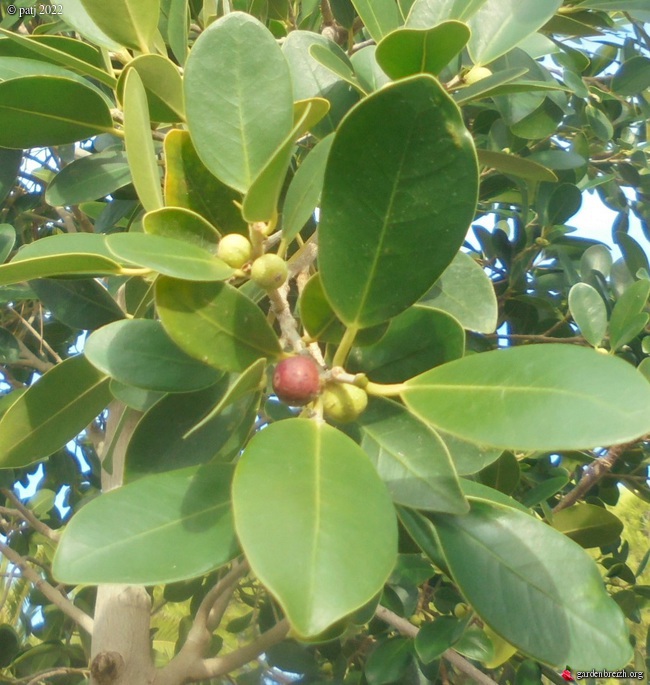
[
  {"x1": 467, "y1": 0, "x2": 563, "y2": 65},
  {"x1": 0, "y1": 624, "x2": 20, "y2": 668},
  {"x1": 46, "y1": 150, "x2": 131, "y2": 206},
  {"x1": 0, "y1": 76, "x2": 113, "y2": 149},
  {"x1": 353, "y1": 397, "x2": 468, "y2": 513},
  {"x1": 109, "y1": 380, "x2": 163, "y2": 412},
  {"x1": 439, "y1": 430, "x2": 502, "y2": 476},
  {"x1": 155, "y1": 277, "x2": 281, "y2": 372},
  {"x1": 126, "y1": 380, "x2": 258, "y2": 479},
  {"x1": 0, "y1": 327, "x2": 20, "y2": 364},
  {"x1": 118, "y1": 54, "x2": 184, "y2": 123},
  {"x1": 0, "y1": 253, "x2": 122, "y2": 287},
  {"x1": 460, "y1": 482, "x2": 530, "y2": 514},
  {"x1": 477, "y1": 150, "x2": 557, "y2": 183},
  {"x1": 365, "y1": 638, "x2": 413, "y2": 685},
  {"x1": 552, "y1": 504, "x2": 623, "y2": 549},
  {"x1": 0, "y1": 149, "x2": 20, "y2": 206},
  {"x1": 520, "y1": 475, "x2": 567, "y2": 508},
  {"x1": 415, "y1": 617, "x2": 465, "y2": 663},
  {"x1": 431, "y1": 499, "x2": 632, "y2": 668},
  {"x1": 609, "y1": 279, "x2": 650, "y2": 352},
  {"x1": 402, "y1": 344, "x2": 650, "y2": 450},
  {"x1": 29, "y1": 279, "x2": 125, "y2": 330},
  {"x1": 568, "y1": 283, "x2": 607, "y2": 348},
  {"x1": 53, "y1": 464, "x2": 238, "y2": 584},
  {"x1": 350, "y1": 45, "x2": 391, "y2": 92},
  {"x1": 143, "y1": 207, "x2": 219, "y2": 253},
  {"x1": 419, "y1": 252, "x2": 498, "y2": 334},
  {"x1": 184, "y1": 12, "x2": 293, "y2": 193},
  {"x1": 350, "y1": 0, "x2": 401, "y2": 41},
  {"x1": 106, "y1": 233, "x2": 233, "y2": 281},
  {"x1": 319, "y1": 75, "x2": 478, "y2": 328},
  {"x1": 479, "y1": 452, "x2": 520, "y2": 495},
  {"x1": 59, "y1": 0, "x2": 123, "y2": 49},
  {"x1": 616, "y1": 232, "x2": 649, "y2": 279},
  {"x1": 612, "y1": 56, "x2": 650, "y2": 96},
  {"x1": 375, "y1": 22, "x2": 470, "y2": 79},
  {"x1": 13, "y1": 233, "x2": 118, "y2": 262},
  {"x1": 0, "y1": 355, "x2": 111, "y2": 469},
  {"x1": 79, "y1": 0, "x2": 160, "y2": 51},
  {"x1": 0, "y1": 224, "x2": 15, "y2": 264},
  {"x1": 586, "y1": 103, "x2": 614, "y2": 142},
  {"x1": 123, "y1": 69, "x2": 163, "y2": 212},
  {"x1": 232, "y1": 419, "x2": 397, "y2": 637},
  {"x1": 282, "y1": 134, "x2": 334, "y2": 242},
  {"x1": 163, "y1": 130, "x2": 246, "y2": 235},
  {"x1": 406, "y1": 0, "x2": 486, "y2": 27},
  {"x1": 452, "y1": 67, "x2": 528, "y2": 105},
  {"x1": 165, "y1": 0, "x2": 189, "y2": 65},
  {"x1": 348, "y1": 307, "x2": 464, "y2": 383},
  {"x1": 85, "y1": 319, "x2": 221, "y2": 392}
]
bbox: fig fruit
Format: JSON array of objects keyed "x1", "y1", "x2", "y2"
[
  {"x1": 217, "y1": 233, "x2": 252, "y2": 268},
  {"x1": 250, "y1": 254, "x2": 288, "y2": 289},
  {"x1": 273, "y1": 356, "x2": 321, "y2": 406},
  {"x1": 322, "y1": 383, "x2": 368, "y2": 423}
]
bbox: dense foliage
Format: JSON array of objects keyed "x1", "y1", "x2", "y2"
[{"x1": 0, "y1": 1, "x2": 650, "y2": 684}]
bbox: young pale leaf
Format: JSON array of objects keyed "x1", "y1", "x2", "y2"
[
  {"x1": 319, "y1": 75, "x2": 478, "y2": 328},
  {"x1": 402, "y1": 344, "x2": 650, "y2": 450},
  {"x1": 568, "y1": 283, "x2": 607, "y2": 348},
  {"x1": 0, "y1": 76, "x2": 113, "y2": 148},
  {"x1": 184, "y1": 12, "x2": 294, "y2": 193},
  {"x1": 353, "y1": 397, "x2": 468, "y2": 513},
  {"x1": 419, "y1": 252, "x2": 498, "y2": 333},
  {"x1": 85, "y1": 319, "x2": 222, "y2": 392},
  {"x1": 123, "y1": 69, "x2": 163, "y2": 212},
  {"x1": 155, "y1": 277, "x2": 281, "y2": 372},
  {"x1": 78, "y1": 0, "x2": 160, "y2": 52},
  {"x1": 431, "y1": 499, "x2": 633, "y2": 668},
  {"x1": 53, "y1": 464, "x2": 238, "y2": 584},
  {"x1": 0, "y1": 356, "x2": 111, "y2": 469},
  {"x1": 232, "y1": 419, "x2": 397, "y2": 637}
]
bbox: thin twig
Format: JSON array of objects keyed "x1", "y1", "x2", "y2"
[
  {"x1": 268, "y1": 285, "x2": 307, "y2": 354},
  {"x1": 1, "y1": 489, "x2": 60, "y2": 541},
  {"x1": 375, "y1": 605, "x2": 499, "y2": 685},
  {"x1": 486, "y1": 333, "x2": 586, "y2": 345},
  {"x1": 0, "y1": 541, "x2": 94, "y2": 635},
  {"x1": 9, "y1": 306, "x2": 62, "y2": 363},
  {"x1": 22, "y1": 667, "x2": 90, "y2": 685}
]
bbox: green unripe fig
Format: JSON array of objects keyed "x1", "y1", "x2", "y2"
[
  {"x1": 217, "y1": 233, "x2": 252, "y2": 268},
  {"x1": 250, "y1": 254, "x2": 288, "y2": 289},
  {"x1": 464, "y1": 66, "x2": 492, "y2": 84},
  {"x1": 322, "y1": 382, "x2": 368, "y2": 423}
]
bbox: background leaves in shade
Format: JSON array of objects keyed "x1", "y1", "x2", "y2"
[{"x1": 53, "y1": 463, "x2": 238, "y2": 584}]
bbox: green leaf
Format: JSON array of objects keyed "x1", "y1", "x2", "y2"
[
  {"x1": 350, "y1": 45, "x2": 391, "y2": 92},
  {"x1": 163, "y1": 130, "x2": 246, "y2": 235},
  {"x1": 431, "y1": 499, "x2": 632, "y2": 668},
  {"x1": 0, "y1": 355, "x2": 111, "y2": 469},
  {"x1": 406, "y1": 0, "x2": 486, "y2": 28},
  {"x1": 477, "y1": 150, "x2": 557, "y2": 183},
  {"x1": 552, "y1": 504, "x2": 623, "y2": 549},
  {"x1": 106, "y1": 233, "x2": 233, "y2": 281},
  {"x1": 375, "y1": 22, "x2": 470, "y2": 80},
  {"x1": 353, "y1": 397, "x2": 468, "y2": 514},
  {"x1": 348, "y1": 307, "x2": 464, "y2": 383},
  {"x1": 309, "y1": 43, "x2": 365, "y2": 95},
  {"x1": 0, "y1": 327, "x2": 20, "y2": 364},
  {"x1": 85, "y1": 319, "x2": 222, "y2": 392},
  {"x1": 117, "y1": 55, "x2": 184, "y2": 123},
  {"x1": 479, "y1": 452, "x2": 520, "y2": 495},
  {"x1": 319, "y1": 75, "x2": 478, "y2": 328},
  {"x1": 53, "y1": 464, "x2": 238, "y2": 584},
  {"x1": 0, "y1": 624, "x2": 20, "y2": 668},
  {"x1": 59, "y1": 0, "x2": 123, "y2": 49},
  {"x1": 143, "y1": 207, "x2": 219, "y2": 252},
  {"x1": 123, "y1": 69, "x2": 164, "y2": 212},
  {"x1": 609, "y1": 279, "x2": 650, "y2": 352},
  {"x1": 126, "y1": 380, "x2": 258, "y2": 479},
  {"x1": 568, "y1": 282, "x2": 607, "y2": 347},
  {"x1": 0, "y1": 254, "x2": 122, "y2": 287},
  {"x1": 439, "y1": 431, "x2": 502, "y2": 476},
  {"x1": 0, "y1": 149, "x2": 20, "y2": 206},
  {"x1": 79, "y1": 0, "x2": 160, "y2": 52},
  {"x1": 232, "y1": 419, "x2": 397, "y2": 637},
  {"x1": 365, "y1": 638, "x2": 413, "y2": 685},
  {"x1": 467, "y1": 0, "x2": 563, "y2": 65},
  {"x1": 282, "y1": 134, "x2": 334, "y2": 242},
  {"x1": 452, "y1": 67, "x2": 528, "y2": 105},
  {"x1": 45, "y1": 150, "x2": 132, "y2": 206},
  {"x1": 29, "y1": 279, "x2": 125, "y2": 330},
  {"x1": 519, "y1": 475, "x2": 568, "y2": 508},
  {"x1": 0, "y1": 76, "x2": 113, "y2": 148},
  {"x1": 184, "y1": 12, "x2": 294, "y2": 193},
  {"x1": 419, "y1": 252, "x2": 498, "y2": 333},
  {"x1": 0, "y1": 223, "x2": 16, "y2": 264},
  {"x1": 350, "y1": 0, "x2": 401, "y2": 41},
  {"x1": 586, "y1": 103, "x2": 614, "y2": 142},
  {"x1": 109, "y1": 380, "x2": 163, "y2": 412},
  {"x1": 546, "y1": 183, "x2": 582, "y2": 225},
  {"x1": 415, "y1": 617, "x2": 466, "y2": 663},
  {"x1": 155, "y1": 277, "x2": 281, "y2": 372},
  {"x1": 402, "y1": 344, "x2": 650, "y2": 450},
  {"x1": 611, "y1": 55, "x2": 650, "y2": 96}
]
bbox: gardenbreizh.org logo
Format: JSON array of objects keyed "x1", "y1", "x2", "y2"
[{"x1": 560, "y1": 666, "x2": 646, "y2": 681}]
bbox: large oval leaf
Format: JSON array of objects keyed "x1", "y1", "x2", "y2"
[
  {"x1": 85, "y1": 319, "x2": 222, "y2": 392},
  {"x1": 0, "y1": 355, "x2": 111, "y2": 469},
  {"x1": 402, "y1": 344, "x2": 650, "y2": 450},
  {"x1": 319, "y1": 75, "x2": 478, "y2": 328},
  {"x1": 0, "y1": 76, "x2": 113, "y2": 148},
  {"x1": 552, "y1": 503, "x2": 623, "y2": 549},
  {"x1": 568, "y1": 283, "x2": 607, "y2": 348},
  {"x1": 53, "y1": 464, "x2": 238, "y2": 584},
  {"x1": 155, "y1": 277, "x2": 281, "y2": 372},
  {"x1": 431, "y1": 499, "x2": 632, "y2": 668},
  {"x1": 78, "y1": 0, "x2": 160, "y2": 52},
  {"x1": 353, "y1": 397, "x2": 468, "y2": 513},
  {"x1": 143, "y1": 207, "x2": 219, "y2": 252},
  {"x1": 232, "y1": 419, "x2": 397, "y2": 637},
  {"x1": 184, "y1": 12, "x2": 293, "y2": 193}
]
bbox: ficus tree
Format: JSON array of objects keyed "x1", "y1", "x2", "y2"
[{"x1": 0, "y1": 0, "x2": 650, "y2": 684}]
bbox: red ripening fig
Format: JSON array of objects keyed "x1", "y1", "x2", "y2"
[{"x1": 273, "y1": 356, "x2": 321, "y2": 406}]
